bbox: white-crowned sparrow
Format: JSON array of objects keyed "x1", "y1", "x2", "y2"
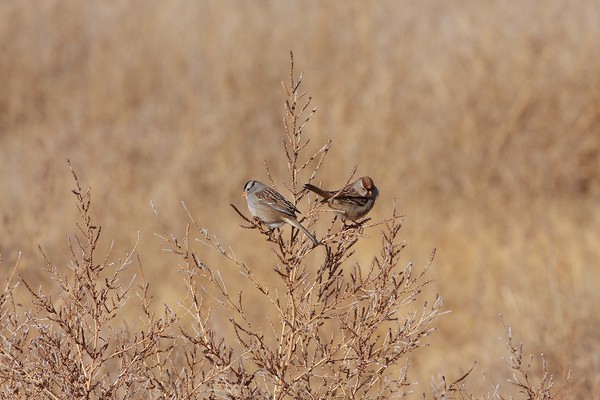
[
  {"x1": 242, "y1": 180, "x2": 319, "y2": 246},
  {"x1": 303, "y1": 176, "x2": 379, "y2": 222}
]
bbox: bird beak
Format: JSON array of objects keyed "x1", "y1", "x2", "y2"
[{"x1": 241, "y1": 191, "x2": 246, "y2": 198}]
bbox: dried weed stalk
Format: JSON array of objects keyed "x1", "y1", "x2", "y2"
[
  {"x1": 0, "y1": 162, "x2": 176, "y2": 399},
  {"x1": 157, "y1": 52, "x2": 443, "y2": 399},
  {"x1": 495, "y1": 318, "x2": 571, "y2": 400},
  {"x1": 427, "y1": 318, "x2": 572, "y2": 400}
]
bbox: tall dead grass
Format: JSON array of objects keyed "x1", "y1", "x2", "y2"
[
  {"x1": 0, "y1": 1, "x2": 598, "y2": 398},
  {"x1": 0, "y1": 55, "x2": 572, "y2": 398}
]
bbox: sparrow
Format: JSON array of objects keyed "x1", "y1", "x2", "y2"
[
  {"x1": 303, "y1": 176, "x2": 378, "y2": 222},
  {"x1": 242, "y1": 180, "x2": 319, "y2": 245}
]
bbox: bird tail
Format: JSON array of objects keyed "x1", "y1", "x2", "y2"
[
  {"x1": 284, "y1": 217, "x2": 319, "y2": 246},
  {"x1": 303, "y1": 183, "x2": 332, "y2": 200}
]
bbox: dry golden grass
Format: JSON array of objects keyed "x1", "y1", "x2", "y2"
[{"x1": 1, "y1": 1, "x2": 599, "y2": 398}]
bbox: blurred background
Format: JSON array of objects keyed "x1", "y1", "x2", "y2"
[{"x1": 1, "y1": 0, "x2": 598, "y2": 397}]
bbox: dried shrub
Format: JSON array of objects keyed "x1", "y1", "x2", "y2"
[
  {"x1": 0, "y1": 164, "x2": 176, "y2": 399},
  {"x1": 148, "y1": 53, "x2": 440, "y2": 399}
]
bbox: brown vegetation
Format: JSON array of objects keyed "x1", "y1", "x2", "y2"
[{"x1": 1, "y1": 1, "x2": 598, "y2": 398}]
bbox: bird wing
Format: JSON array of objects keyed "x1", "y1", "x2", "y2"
[
  {"x1": 256, "y1": 187, "x2": 300, "y2": 217},
  {"x1": 331, "y1": 194, "x2": 372, "y2": 207}
]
